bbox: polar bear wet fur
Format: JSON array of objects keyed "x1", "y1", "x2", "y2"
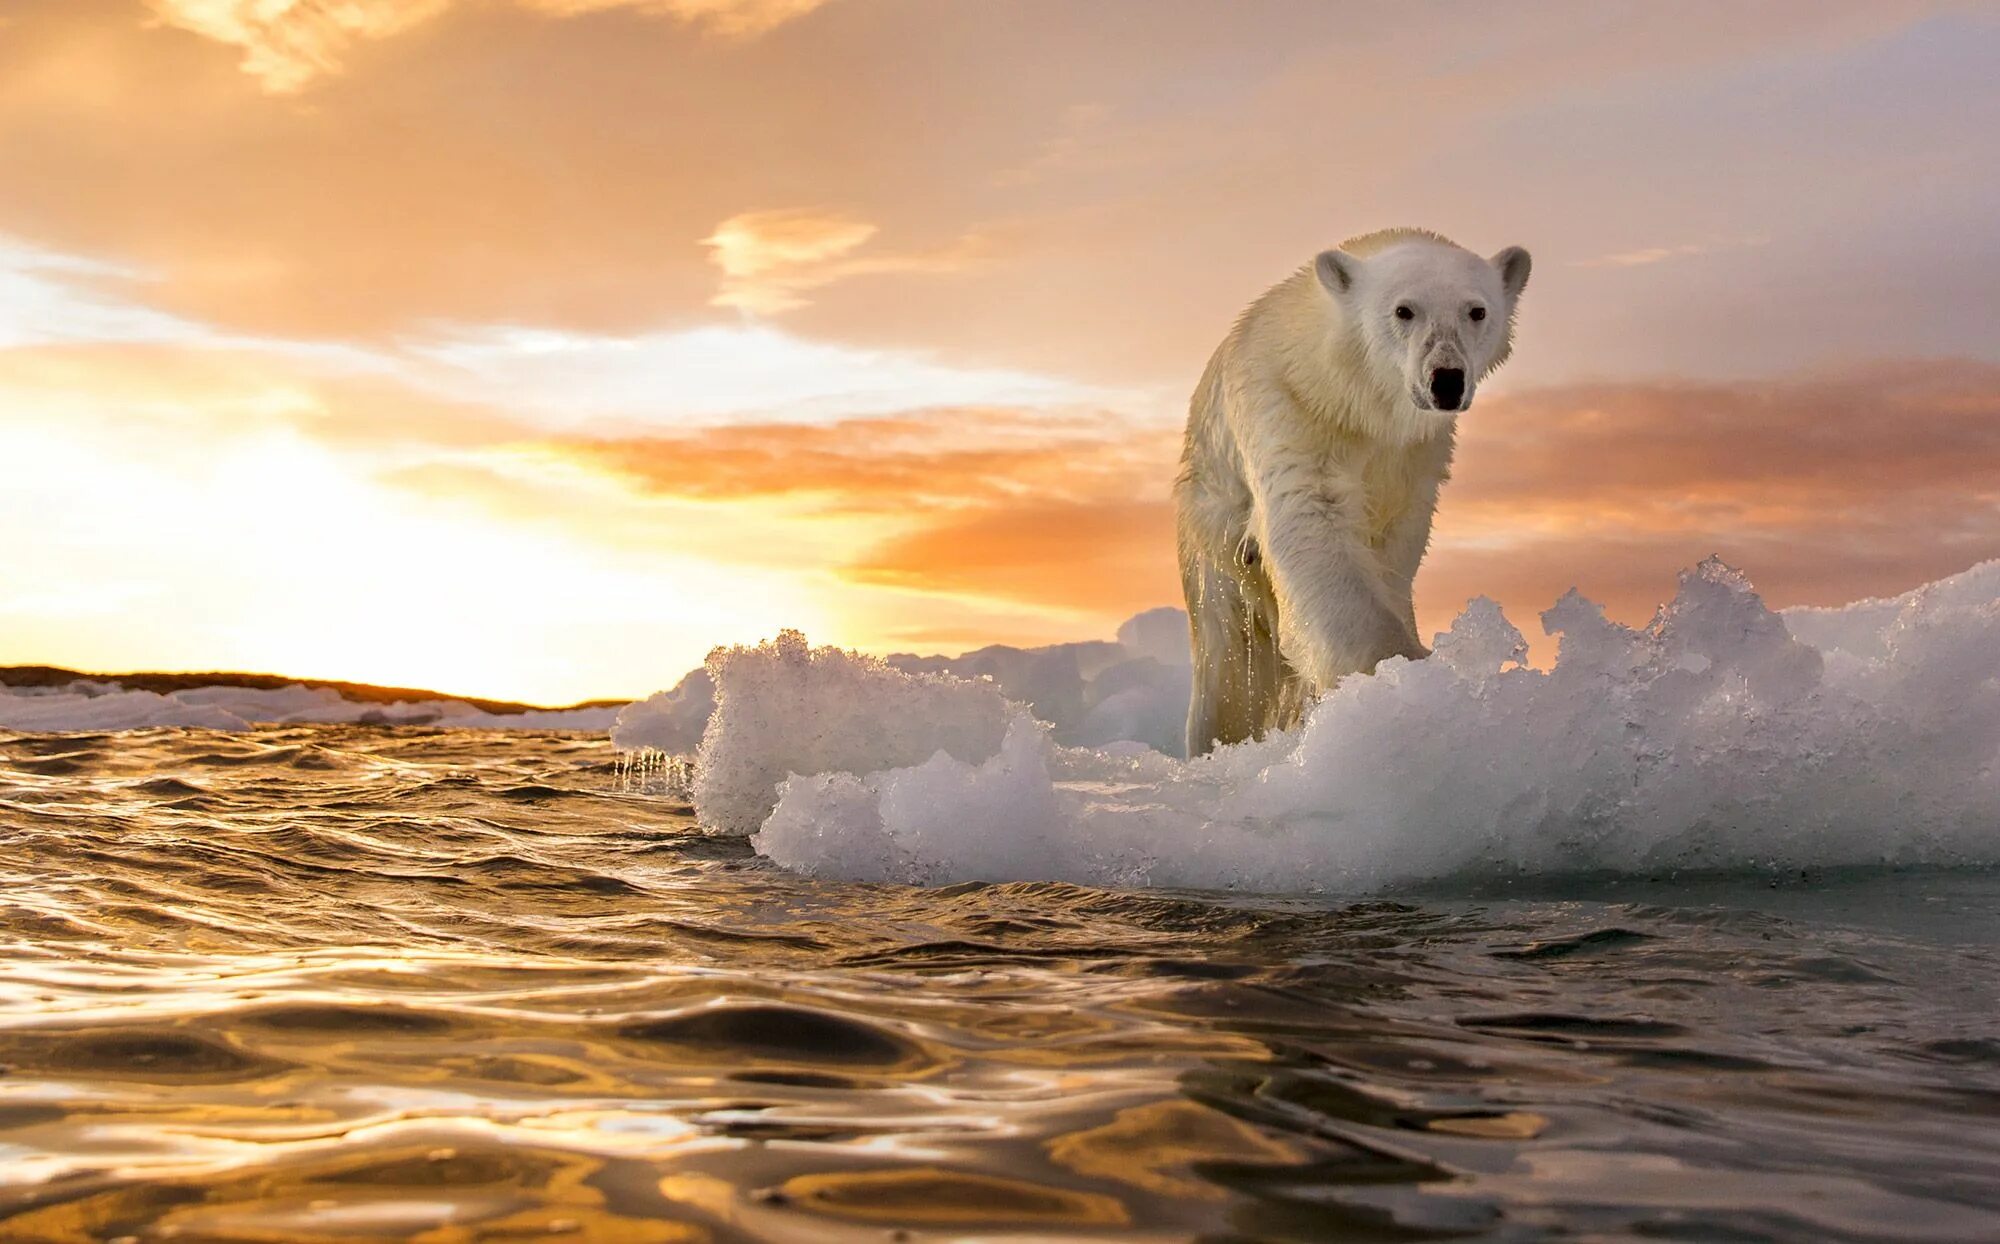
[{"x1": 1174, "y1": 228, "x2": 1531, "y2": 756}]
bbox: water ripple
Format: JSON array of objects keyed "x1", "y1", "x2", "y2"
[{"x1": 0, "y1": 725, "x2": 1996, "y2": 1240}]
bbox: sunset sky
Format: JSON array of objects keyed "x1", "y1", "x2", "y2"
[{"x1": 3, "y1": 1, "x2": 1997, "y2": 704}]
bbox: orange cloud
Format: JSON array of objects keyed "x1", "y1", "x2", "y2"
[
  {"x1": 1571, "y1": 236, "x2": 1768, "y2": 269},
  {"x1": 704, "y1": 210, "x2": 879, "y2": 313},
  {"x1": 539, "y1": 410, "x2": 1181, "y2": 620},
  {"x1": 145, "y1": 0, "x2": 828, "y2": 92},
  {"x1": 1420, "y1": 359, "x2": 2000, "y2": 642},
  {"x1": 527, "y1": 0, "x2": 830, "y2": 40},
  {"x1": 1446, "y1": 361, "x2": 2000, "y2": 516},
  {"x1": 9, "y1": 0, "x2": 1979, "y2": 389},
  {"x1": 549, "y1": 361, "x2": 2000, "y2": 648},
  {"x1": 554, "y1": 410, "x2": 1171, "y2": 510},
  {"x1": 142, "y1": 1, "x2": 451, "y2": 93},
  {"x1": 704, "y1": 209, "x2": 982, "y2": 314},
  {"x1": 847, "y1": 499, "x2": 1179, "y2": 618}
]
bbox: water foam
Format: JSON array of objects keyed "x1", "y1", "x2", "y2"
[{"x1": 676, "y1": 559, "x2": 2000, "y2": 891}]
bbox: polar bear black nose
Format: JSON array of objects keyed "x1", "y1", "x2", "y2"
[{"x1": 1429, "y1": 368, "x2": 1466, "y2": 411}]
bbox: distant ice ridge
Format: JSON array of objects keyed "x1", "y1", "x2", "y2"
[
  {"x1": 0, "y1": 682, "x2": 619, "y2": 734},
  {"x1": 672, "y1": 558, "x2": 2000, "y2": 891}
]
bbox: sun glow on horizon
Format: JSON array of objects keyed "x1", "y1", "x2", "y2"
[
  {"x1": 0, "y1": 235, "x2": 1158, "y2": 703},
  {"x1": 0, "y1": 355, "x2": 839, "y2": 704}
]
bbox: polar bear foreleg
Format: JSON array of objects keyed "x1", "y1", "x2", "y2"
[
  {"x1": 1184, "y1": 550, "x2": 1244, "y2": 757},
  {"x1": 1256, "y1": 477, "x2": 1426, "y2": 691},
  {"x1": 1183, "y1": 548, "x2": 1294, "y2": 756}
]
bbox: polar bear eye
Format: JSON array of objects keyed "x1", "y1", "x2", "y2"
[
  {"x1": 1394, "y1": 304, "x2": 1415, "y2": 321},
  {"x1": 1468, "y1": 305, "x2": 1488, "y2": 322}
]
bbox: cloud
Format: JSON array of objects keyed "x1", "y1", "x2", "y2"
[
  {"x1": 0, "y1": 237, "x2": 394, "y2": 383},
  {"x1": 144, "y1": 0, "x2": 828, "y2": 93},
  {"x1": 703, "y1": 209, "x2": 982, "y2": 314},
  {"x1": 846, "y1": 498, "x2": 1179, "y2": 618},
  {"x1": 553, "y1": 409, "x2": 1173, "y2": 510},
  {"x1": 10, "y1": 1, "x2": 1987, "y2": 382},
  {"x1": 0, "y1": 235, "x2": 1117, "y2": 437},
  {"x1": 1575, "y1": 244, "x2": 1709, "y2": 269},
  {"x1": 402, "y1": 322, "x2": 1117, "y2": 429},
  {"x1": 143, "y1": 0, "x2": 451, "y2": 93},
  {"x1": 1418, "y1": 359, "x2": 2000, "y2": 648},
  {"x1": 546, "y1": 361, "x2": 2000, "y2": 648},
  {"x1": 1445, "y1": 361, "x2": 2000, "y2": 521},
  {"x1": 1570, "y1": 236, "x2": 1769, "y2": 268},
  {"x1": 526, "y1": 0, "x2": 830, "y2": 40},
  {"x1": 539, "y1": 408, "x2": 1183, "y2": 619},
  {"x1": 0, "y1": 238, "x2": 195, "y2": 347},
  {"x1": 704, "y1": 209, "x2": 878, "y2": 313}
]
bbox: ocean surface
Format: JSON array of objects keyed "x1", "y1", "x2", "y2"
[{"x1": 3, "y1": 724, "x2": 1997, "y2": 1243}]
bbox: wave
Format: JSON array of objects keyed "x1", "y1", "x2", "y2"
[
  {"x1": 0, "y1": 681, "x2": 619, "y2": 733},
  {"x1": 667, "y1": 558, "x2": 2000, "y2": 891}
]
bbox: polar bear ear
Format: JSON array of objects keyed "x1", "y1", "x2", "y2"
[
  {"x1": 1491, "y1": 246, "x2": 1532, "y2": 300},
  {"x1": 1314, "y1": 249, "x2": 1361, "y2": 299}
]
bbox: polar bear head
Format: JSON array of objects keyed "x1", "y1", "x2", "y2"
[{"x1": 1315, "y1": 232, "x2": 1531, "y2": 416}]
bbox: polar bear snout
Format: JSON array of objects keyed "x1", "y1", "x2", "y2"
[
  {"x1": 1402, "y1": 326, "x2": 1475, "y2": 412},
  {"x1": 1429, "y1": 367, "x2": 1467, "y2": 411},
  {"x1": 1408, "y1": 341, "x2": 1473, "y2": 412}
]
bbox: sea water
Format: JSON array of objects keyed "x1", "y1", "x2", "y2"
[{"x1": 0, "y1": 727, "x2": 1994, "y2": 1239}]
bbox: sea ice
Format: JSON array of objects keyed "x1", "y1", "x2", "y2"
[
  {"x1": 610, "y1": 668, "x2": 715, "y2": 756},
  {"x1": 613, "y1": 605, "x2": 1194, "y2": 759},
  {"x1": 687, "y1": 630, "x2": 1015, "y2": 835},
  {"x1": 676, "y1": 558, "x2": 2000, "y2": 890}
]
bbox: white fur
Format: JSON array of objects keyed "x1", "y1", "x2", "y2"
[{"x1": 1175, "y1": 228, "x2": 1530, "y2": 756}]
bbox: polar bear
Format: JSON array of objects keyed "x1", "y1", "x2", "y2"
[{"x1": 1174, "y1": 228, "x2": 1531, "y2": 756}]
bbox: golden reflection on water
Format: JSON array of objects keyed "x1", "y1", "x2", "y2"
[
  {"x1": 775, "y1": 1167, "x2": 1129, "y2": 1227},
  {"x1": 0, "y1": 728, "x2": 1352, "y2": 1241},
  {"x1": 1048, "y1": 1101, "x2": 1303, "y2": 1200},
  {"x1": 3, "y1": 726, "x2": 1998, "y2": 1241}
]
